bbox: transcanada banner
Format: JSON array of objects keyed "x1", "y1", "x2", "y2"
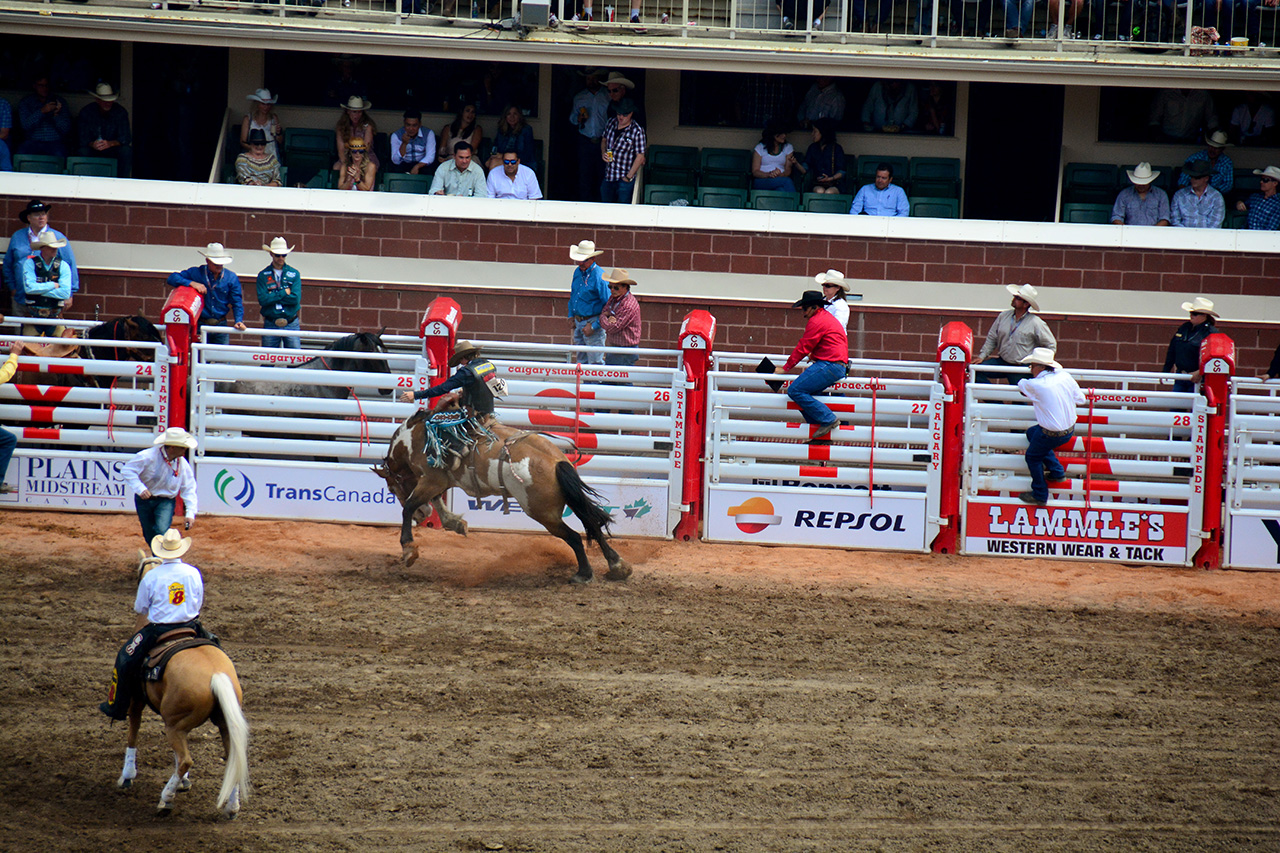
[
  {"x1": 965, "y1": 501, "x2": 1190, "y2": 565},
  {"x1": 704, "y1": 489, "x2": 928, "y2": 551},
  {"x1": 196, "y1": 462, "x2": 402, "y2": 524},
  {"x1": 1, "y1": 453, "x2": 133, "y2": 511}
]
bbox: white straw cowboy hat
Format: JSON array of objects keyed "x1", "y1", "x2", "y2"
[
  {"x1": 150, "y1": 528, "x2": 193, "y2": 560},
  {"x1": 569, "y1": 239, "x2": 604, "y2": 261},
  {"x1": 1005, "y1": 283, "x2": 1041, "y2": 312},
  {"x1": 198, "y1": 242, "x2": 234, "y2": 264},
  {"x1": 814, "y1": 269, "x2": 849, "y2": 292},
  {"x1": 31, "y1": 232, "x2": 67, "y2": 249},
  {"x1": 604, "y1": 268, "x2": 636, "y2": 286},
  {"x1": 605, "y1": 72, "x2": 635, "y2": 89},
  {"x1": 1253, "y1": 165, "x2": 1280, "y2": 181},
  {"x1": 1205, "y1": 129, "x2": 1233, "y2": 148},
  {"x1": 340, "y1": 95, "x2": 373, "y2": 111},
  {"x1": 263, "y1": 236, "x2": 294, "y2": 255},
  {"x1": 1020, "y1": 347, "x2": 1062, "y2": 369},
  {"x1": 1180, "y1": 296, "x2": 1220, "y2": 318},
  {"x1": 247, "y1": 88, "x2": 278, "y2": 104},
  {"x1": 448, "y1": 339, "x2": 481, "y2": 367},
  {"x1": 1126, "y1": 162, "x2": 1160, "y2": 186},
  {"x1": 153, "y1": 426, "x2": 198, "y2": 449},
  {"x1": 88, "y1": 82, "x2": 120, "y2": 102}
]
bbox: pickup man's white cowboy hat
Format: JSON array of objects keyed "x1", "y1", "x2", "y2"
[
  {"x1": 814, "y1": 269, "x2": 849, "y2": 292},
  {"x1": 1005, "y1": 283, "x2": 1040, "y2": 312},
  {"x1": 263, "y1": 236, "x2": 294, "y2": 255},
  {"x1": 569, "y1": 239, "x2": 604, "y2": 261},
  {"x1": 198, "y1": 242, "x2": 234, "y2": 264},
  {"x1": 1020, "y1": 347, "x2": 1061, "y2": 369},
  {"x1": 1180, "y1": 296, "x2": 1220, "y2": 318},
  {"x1": 153, "y1": 426, "x2": 198, "y2": 449},
  {"x1": 150, "y1": 528, "x2": 193, "y2": 560},
  {"x1": 1126, "y1": 162, "x2": 1160, "y2": 185}
]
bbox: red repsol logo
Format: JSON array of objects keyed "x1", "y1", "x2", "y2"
[{"x1": 986, "y1": 505, "x2": 1165, "y2": 541}]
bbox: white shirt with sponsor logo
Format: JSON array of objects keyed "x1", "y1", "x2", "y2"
[
  {"x1": 134, "y1": 558, "x2": 204, "y2": 624},
  {"x1": 122, "y1": 445, "x2": 198, "y2": 519},
  {"x1": 1018, "y1": 368, "x2": 1086, "y2": 433}
]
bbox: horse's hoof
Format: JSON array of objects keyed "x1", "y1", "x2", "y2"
[
  {"x1": 569, "y1": 571, "x2": 593, "y2": 585},
  {"x1": 401, "y1": 546, "x2": 419, "y2": 567},
  {"x1": 156, "y1": 802, "x2": 173, "y2": 815},
  {"x1": 116, "y1": 777, "x2": 133, "y2": 790},
  {"x1": 177, "y1": 777, "x2": 192, "y2": 793},
  {"x1": 222, "y1": 807, "x2": 240, "y2": 820},
  {"x1": 605, "y1": 560, "x2": 633, "y2": 581},
  {"x1": 456, "y1": 520, "x2": 469, "y2": 537}
]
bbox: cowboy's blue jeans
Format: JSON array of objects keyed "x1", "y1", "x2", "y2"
[
  {"x1": 262, "y1": 317, "x2": 301, "y2": 351},
  {"x1": 787, "y1": 360, "x2": 846, "y2": 426},
  {"x1": 1025, "y1": 424, "x2": 1072, "y2": 503},
  {"x1": 0, "y1": 425, "x2": 15, "y2": 485},
  {"x1": 134, "y1": 494, "x2": 176, "y2": 545},
  {"x1": 573, "y1": 317, "x2": 606, "y2": 364}
]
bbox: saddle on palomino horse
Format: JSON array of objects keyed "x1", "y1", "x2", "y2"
[{"x1": 143, "y1": 628, "x2": 218, "y2": 684}]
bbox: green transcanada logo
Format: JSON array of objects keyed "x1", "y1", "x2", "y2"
[{"x1": 214, "y1": 468, "x2": 255, "y2": 508}]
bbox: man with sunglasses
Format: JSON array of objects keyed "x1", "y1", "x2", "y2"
[
  {"x1": 485, "y1": 146, "x2": 542, "y2": 200},
  {"x1": 1234, "y1": 165, "x2": 1280, "y2": 231},
  {"x1": 256, "y1": 237, "x2": 302, "y2": 350},
  {"x1": 1162, "y1": 297, "x2": 1219, "y2": 394}
]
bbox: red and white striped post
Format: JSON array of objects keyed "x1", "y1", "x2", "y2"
[
  {"x1": 933, "y1": 322, "x2": 972, "y2": 554},
  {"x1": 419, "y1": 297, "x2": 460, "y2": 409},
  {"x1": 160, "y1": 287, "x2": 203, "y2": 432},
  {"x1": 674, "y1": 310, "x2": 716, "y2": 542},
  {"x1": 1193, "y1": 333, "x2": 1234, "y2": 569}
]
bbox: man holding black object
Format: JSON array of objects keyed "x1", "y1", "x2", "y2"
[
  {"x1": 1016, "y1": 347, "x2": 1085, "y2": 507},
  {"x1": 775, "y1": 290, "x2": 849, "y2": 442}
]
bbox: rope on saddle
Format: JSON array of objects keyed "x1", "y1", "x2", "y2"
[{"x1": 421, "y1": 409, "x2": 498, "y2": 469}]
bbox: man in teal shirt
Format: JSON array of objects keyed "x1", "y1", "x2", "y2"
[{"x1": 256, "y1": 237, "x2": 302, "y2": 350}]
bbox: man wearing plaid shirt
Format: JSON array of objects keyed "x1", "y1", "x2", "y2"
[
  {"x1": 600, "y1": 269, "x2": 642, "y2": 366},
  {"x1": 599, "y1": 98, "x2": 646, "y2": 204},
  {"x1": 1171, "y1": 159, "x2": 1225, "y2": 228},
  {"x1": 1235, "y1": 165, "x2": 1280, "y2": 230}
]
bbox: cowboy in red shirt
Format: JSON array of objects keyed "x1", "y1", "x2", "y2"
[{"x1": 775, "y1": 289, "x2": 849, "y2": 442}]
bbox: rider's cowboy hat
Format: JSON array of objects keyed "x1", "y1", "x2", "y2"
[
  {"x1": 604, "y1": 268, "x2": 636, "y2": 287},
  {"x1": 1005, "y1": 283, "x2": 1041, "y2": 312},
  {"x1": 1020, "y1": 347, "x2": 1061, "y2": 369},
  {"x1": 88, "y1": 82, "x2": 120, "y2": 102},
  {"x1": 791, "y1": 290, "x2": 827, "y2": 309},
  {"x1": 199, "y1": 242, "x2": 234, "y2": 264},
  {"x1": 18, "y1": 200, "x2": 51, "y2": 223},
  {"x1": 150, "y1": 528, "x2": 193, "y2": 560},
  {"x1": 30, "y1": 233, "x2": 66, "y2": 250},
  {"x1": 814, "y1": 269, "x2": 849, "y2": 292},
  {"x1": 449, "y1": 339, "x2": 481, "y2": 367},
  {"x1": 569, "y1": 239, "x2": 603, "y2": 261},
  {"x1": 1181, "y1": 296, "x2": 1220, "y2": 318},
  {"x1": 1126, "y1": 162, "x2": 1160, "y2": 186},
  {"x1": 263, "y1": 236, "x2": 294, "y2": 255},
  {"x1": 340, "y1": 95, "x2": 373, "y2": 111},
  {"x1": 1205, "y1": 129, "x2": 1233, "y2": 148},
  {"x1": 153, "y1": 426, "x2": 198, "y2": 450},
  {"x1": 247, "y1": 87, "x2": 278, "y2": 104},
  {"x1": 605, "y1": 72, "x2": 635, "y2": 89},
  {"x1": 1253, "y1": 165, "x2": 1280, "y2": 181}
]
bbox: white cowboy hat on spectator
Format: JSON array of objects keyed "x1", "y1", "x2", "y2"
[
  {"x1": 88, "y1": 82, "x2": 120, "y2": 102},
  {"x1": 263, "y1": 236, "x2": 294, "y2": 255},
  {"x1": 153, "y1": 426, "x2": 198, "y2": 449},
  {"x1": 1004, "y1": 283, "x2": 1041, "y2": 312},
  {"x1": 605, "y1": 72, "x2": 635, "y2": 89},
  {"x1": 1126, "y1": 162, "x2": 1160, "y2": 185},
  {"x1": 198, "y1": 242, "x2": 234, "y2": 264},
  {"x1": 31, "y1": 233, "x2": 67, "y2": 249},
  {"x1": 1252, "y1": 165, "x2": 1280, "y2": 181},
  {"x1": 150, "y1": 528, "x2": 193, "y2": 560},
  {"x1": 1019, "y1": 347, "x2": 1062, "y2": 369},
  {"x1": 1180, "y1": 296, "x2": 1220, "y2": 318},
  {"x1": 569, "y1": 240, "x2": 604, "y2": 261},
  {"x1": 341, "y1": 95, "x2": 373, "y2": 111},
  {"x1": 604, "y1": 268, "x2": 636, "y2": 286},
  {"x1": 814, "y1": 269, "x2": 849, "y2": 292},
  {"x1": 247, "y1": 88, "x2": 278, "y2": 104},
  {"x1": 1205, "y1": 130, "x2": 1233, "y2": 148}
]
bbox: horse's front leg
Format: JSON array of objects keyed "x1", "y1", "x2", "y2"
[
  {"x1": 399, "y1": 478, "x2": 441, "y2": 566},
  {"x1": 431, "y1": 495, "x2": 468, "y2": 536}
]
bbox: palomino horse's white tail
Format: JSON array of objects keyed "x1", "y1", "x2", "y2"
[{"x1": 210, "y1": 671, "x2": 251, "y2": 812}]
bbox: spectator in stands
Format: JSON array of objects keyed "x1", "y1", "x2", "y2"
[
  {"x1": 1171, "y1": 159, "x2": 1226, "y2": 227},
  {"x1": 778, "y1": 0, "x2": 831, "y2": 30},
  {"x1": 797, "y1": 77, "x2": 846, "y2": 124},
  {"x1": 18, "y1": 75, "x2": 72, "y2": 157},
  {"x1": 335, "y1": 95, "x2": 377, "y2": 171},
  {"x1": 430, "y1": 141, "x2": 488, "y2": 197},
  {"x1": 18, "y1": 233, "x2": 73, "y2": 337},
  {"x1": 1236, "y1": 165, "x2": 1280, "y2": 229},
  {"x1": 793, "y1": 118, "x2": 846, "y2": 194},
  {"x1": 604, "y1": 72, "x2": 637, "y2": 122},
  {"x1": 600, "y1": 98, "x2": 646, "y2": 204},
  {"x1": 0, "y1": 97, "x2": 11, "y2": 172},
  {"x1": 975, "y1": 284, "x2": 1056, "y2": 384},
  {"x1": 861, "y1": 80, "x2": 918, "y2": 133},
  {"x1": 476, "y1": 63, "x2": 517, "y2": 115},
  {"x1": 735, "y1": 75, "x2": 795, "y2": 129},
  {"x1": 1162, "y1": 297, "x2": 1218, "y2": 392},
  {"x1": 3, "y1": 200, "x2": 78, "y2": 321},
  {"x1": 1111, "y1": 162, "x2": 1171, "y2": 226},
  {"x1": 849, "y1": 163, "x2": 909, "y2": 216},
  {"x1": 437, "y1": 103, "x2": 483, "y2": 167},
  {"x1": 570, "y1": 68, "x2": 610, "y2": 203},
  {"x1": 235, "y1": 129, "x2": 282, "y2": 187},
  {"x1": 0, "y1": 341, "x2": 23, "y2": 494},
  {"x1": 1016, "y1": 347, "x2": 1085, "y2": 507},
  {"x1": 1229, "y1": 93, "x2": 1275, "y2": 146},
  {"x1": 751, "y1": 123, "x2": 798, "y2": 192},
  {"x1": 167, "y1": 243, "x2": 246, "y2": 346},
  {"x1": 816, "y1": 269, "x2": 851, "y2": 328},
  {"x1": 1177, "y1": 130, "x2": 1234, "y2": 195},
  {"x1": 1046, "y1": 0, "x2": 1083, "y2": 39},
  {"x1": 1148, "y1": 89, "x2": 1218, "y2": 143},
  {"x1": 241, "y1": 88, "x2": 283, "y2": 161},
  {"x1": 919, "y1": 82, "x2": 954, "y2": 135},
  {"x1": 485, "y1": 146, "x2": 542, "y2": 200},
  {"x1": 485, "y1": 105, "x2": 535, "y2": 173},
  {"x1": 326, "y1": 55, "x2": 363, "y2": 107},
  {"x1": 1002, "y1": 0, "x2": 1034, "y2": 38},
  {"x1": 601, "y1": 269, "x2": 642, "y2": 366},
  {"x1": 256, "y1": 237, "x2": 302, "y2": 350},
  {"x1": 774, "y1": 290, "x2": 849, "y2": 443},
  {"x1": 336, "y1": 136, "x2": 377, "y2": 192},
  {"x1": 388, "y1": 109, "x2": 437, "y2": 175},
  {"x1": 77, "y1": 83, "x2": 133, "y2": 178},
  {"x1": 568, "y1": 240, "x2": 609, "y2": 365}
]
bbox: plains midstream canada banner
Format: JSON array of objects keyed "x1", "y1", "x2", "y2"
[
  {"x1": 965, "y1": 501, "x2": 1190, "y2": 565},
  {"x1": 1, "y1": 453, "x2": 133, "y2": 511}
]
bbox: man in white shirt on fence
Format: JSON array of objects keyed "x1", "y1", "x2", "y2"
[{"x1": 1016, "y1": 347, "x2": 1085, "y2": 507}]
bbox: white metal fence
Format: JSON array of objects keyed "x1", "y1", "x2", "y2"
[{"x1": 1226, "y1": 378, "x2": 1280, "y2": 570}]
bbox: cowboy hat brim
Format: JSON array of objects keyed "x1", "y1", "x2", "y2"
[
  {"x1": 815, "y1": 273, "x2": 849, "y2": 292},
  {"x1": 1126, "y1": 170, "x2": 1159, "y2": 185},
  {"x1": 1181, "y1": 301, "x2": 1220, "y2": 318},
  {"x1": 1004, "y1": 284, "x2": 1040, "y2": 312},
  {"x1": 150, "y1": 533, "x2": 193, "y2": 560},
  {"x1": 569, "y1": 246, "x2": 604, "y2": 261},
  {"x1": 153, "y1": 431, "x2": 198, "y2": 449},
  {"x1": 1020, "y1": 354, "x2": 1062, "y2": 369},
  {"x1": 199, "y1": 251, "x2": 234, "y2": 264},
  {"x1": 262, "y1": 243, "x2": 294, "y2": 254},
  {"x1": 448, "y1": 347, "x2": 481, "y2": 367}
]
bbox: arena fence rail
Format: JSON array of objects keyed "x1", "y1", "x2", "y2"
[{"x1": 1226, "y1": 376, "x2": 1280, "y2": 570}]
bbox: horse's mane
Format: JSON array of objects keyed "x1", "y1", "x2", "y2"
[
  {"x1": 331, "y1": 331, "x2": 388, "y2": 354},
  {"x1": 84, "y1": 315, "x2": 164, "y2": 363}
]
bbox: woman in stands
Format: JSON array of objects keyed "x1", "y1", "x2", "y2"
[
  {"x1": 751, "y1": 122, "x2": 798, "y2": 192},
  {"x1": 236, "y1": 128, "x2": 282, "y2": 187},
  {"x1": 335, "y1": 95, "x2": 378, "y2": 170},
  {"x1": 485, "y1": 105, "x2": 535, "y2": 173},
  {"x1": 438, "y1": 103, "x2": 483, "y2": 167},
  {"x1": 793, "y1": 117, "x2": 846, "y2": 194},
  {"x1": 240, "y1": 88, "x2": 284, "y2": 160},
  {"x1": 336, "y1": 137, "x2": 377, "y2": 192}
]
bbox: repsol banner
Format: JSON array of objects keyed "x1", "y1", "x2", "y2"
[
  {"x1": 446, "y1": 482, "x2": 671, "y2": 539},
  {"x1": 964, "y1": 501, "x2": 1190, "y2": 565},
  {"x1": 196, "y1": 461, "x2": 402, "y2": 524},
  {"x1": 1227, "y1": 515, "x2": 1280, "y2": 570},
  {"x1": 704, "y1": 488, "x2": 927, "y2": 551},
  {"x1": 1, "y1": 452, "x2": 132, "y2": 511}
]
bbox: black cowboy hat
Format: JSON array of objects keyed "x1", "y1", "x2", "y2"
[
  {"x1": 19, "y1": 199, "x2": 51, "y2": 223},
  {"x1": 247, "y1": 128, "x2": 268, "y2": 145},
  {"x1": 791, "y1": 290, "x2": 827, "y2": 309}
]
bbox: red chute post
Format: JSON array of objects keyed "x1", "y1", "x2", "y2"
[
  {"x1": 1193, "y1": 333, "x2": 1234, "y2": 569},
  {"x1": 419, "y1": 298, "x2": 460, "y2": 410},
  {"x1": 160, "y1": 287, "x2": 202, "y2": 432},
  {"x1": 674, "y1": 310, "x2": 716, "y2": 542},
  {"x1": 933, "y1": 322, "x2": 973, "y2": 554}
]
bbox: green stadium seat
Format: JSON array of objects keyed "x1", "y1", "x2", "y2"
[
  {"x1": 856, "y1": 155, "x2": 910, "y2": 186},
  {"x1": 750, "y1": 189, "x2": 800, "y2": 211},
  {"x1": 64, "y1": 156, "x2": 118, "y2": 178},
  {"x1": 644, "y1": 183, "x2": 696, "y2": 205},
  {"x1": 646, "y1": 145, "x2": 699, "y2": 186},
  {"x1": 13, "y1": 154, "x2": 66, "y2": 175},
  {"x1": 384, "y1": 173, "x2": 433, "y2": 194},
  {"x1": 284, "y1": 127, "x2": 335, "y2": 154},
  {"x1": 1224, "y1": 208, "x2": 1249, "y2": 229},
  {"x1": 910, "y1": 196, "x2": 960, "y2": 218},
  {"x1": 908, "y1": 156, "x2": 961, "y2": 198},
  {"x1": 1063, "y1": 162, "x2": 1120, "y2": 204},
  {"x1": 1060, "y1": 202, "x2": 1114, "y2": 224},
  {"x1": 700, "y1": 147, "x2": 751, "y2": 189},
  {"x1": 696, "y1": 187, "x2": 749, "y2": 209},
  {"x1": 802, "y1": 193, "x2": 853, "y2": 213}
]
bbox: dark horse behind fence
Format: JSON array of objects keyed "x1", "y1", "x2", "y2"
[
  {"x1": 225, "y1": 331, "x2": 391, "y2": 399},
  {"x1": 374, "y1": 411, "x2": 633, "y2": 584},
  {"x1": 15, "y1": 315, "x2": 164, "y2": 388}
]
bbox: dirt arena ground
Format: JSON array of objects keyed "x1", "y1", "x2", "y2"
[{"x1": 2, "y1": 509, "x2": 1279, "y2": 852}]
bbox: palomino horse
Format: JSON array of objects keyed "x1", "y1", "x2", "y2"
[
  {"x1": 374, "y1": 412, "x2": 633, "y2": 584},
  {"x1": 115, "y1": 640, "x2": 250, "y2": 818}
]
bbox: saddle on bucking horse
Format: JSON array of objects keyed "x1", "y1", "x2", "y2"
[{"x1": 406, "y1": 407, "x2": 498, "y2": 469}]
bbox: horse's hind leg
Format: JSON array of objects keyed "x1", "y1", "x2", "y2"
[
  {"x1": 595, "y1": 532, "x2": 632, "y2": 581},
  {"x1": 431, "y1": 495, "x2": 468, "y2": 536},
  {"x1": 552, "y1": 520, "x2": 594, "y2": 585},
  {"x1": 157, "y1": 727, "x2": 194, "y2": 813}
]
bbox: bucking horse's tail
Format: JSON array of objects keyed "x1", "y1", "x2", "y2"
[{"x1": 555, "y1": 460, "x2": 613, "y2": 538}]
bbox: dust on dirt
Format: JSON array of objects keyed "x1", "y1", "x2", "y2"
[{"x1": 2, "y1": 510, "x2": 1278, "y2": 852}]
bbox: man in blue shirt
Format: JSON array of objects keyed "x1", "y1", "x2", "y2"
[
  {"x1": 3, "y1": 200, "x2": 78, "y2": 318},
  {"x1": 1111, "y1": 162, "x2": 1170, "y2": 226},
  {"x1": 166, "y1": 242, "x2": 246, "y2": 345},
  {"x1": 1171, "y1": 159, "x2": 1225, "y2": 228},
  {"x1": 1234, "y1": 165, "x2": 1280, "y2": 231},
  {"x1": 568, "y1": 239, "x2": 609, "y2": 365},
  {"x1": 1176, "y1": 130, "x2": 1235, "y2": 196},
  {"x1": 849, "y1": 163, "x2": 910, "y2": 217},
  {"x1": 570, "y1": 68, "x2": 610, "y2": 203}
]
